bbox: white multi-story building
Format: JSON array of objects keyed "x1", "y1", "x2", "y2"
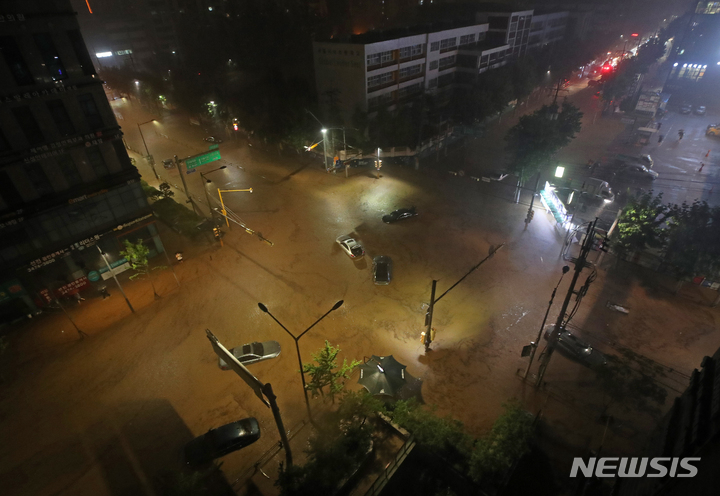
[{"x1": 313, "y1": 8, "x2": 568, "y2": 123}]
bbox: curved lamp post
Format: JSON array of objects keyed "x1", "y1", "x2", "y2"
[
  {"x1": 199, "y1": 165, "x2": 227, "y2": 219},
  {"x1": 257, "y1": 300, "x2": 344, "y2": 419},
  {"x1": 137, "y1": 119, "x2": 159, "y2": 180}
]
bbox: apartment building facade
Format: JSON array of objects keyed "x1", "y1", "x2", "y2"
[
  {"x1": 313, "y1": 8, "x2": 568, "y2": 123},
  {"x1": 0, "y1": 0, "x2": 156, "y2": 321}
]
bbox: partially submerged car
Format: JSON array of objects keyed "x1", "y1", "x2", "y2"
[
  {"x1": 382, "y1": 207, "x2": 418, "y2": 224},
  {"x1": 185, "y1": 418, "x2": 261, "y2": 467},
  {"x1": 336, "y1": 235, "x2": 365, "y2": 259},
  {"x1": 544, "y1": 326, "x2": 607, "y2": 369},
  {"x1": 372, "y1": 256, "x2": 392, "y2": 285},
  {"x1": 218, "y1": 340, "x2": 281, "y2": 370}
]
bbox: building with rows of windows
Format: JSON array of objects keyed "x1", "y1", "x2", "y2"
[
  {"x1": 313, "y1": 8, "x2": 568, "y2": 124},
  {"x1": 0, "y1": 0, "x2": 160, "y2": 322}
]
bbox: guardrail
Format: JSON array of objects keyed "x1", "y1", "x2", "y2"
[{"x1": 363, "y1": 434, "x2": 416, "y2": 496}]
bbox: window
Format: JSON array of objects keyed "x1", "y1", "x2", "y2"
[
  {"x1": 85, "y1": 147, "x2": 109, "y2": 177},
  {"x1": 46, "y1": 100, "x2": 75, "y2": 137},
  {"x1": 0, "y1": 170, "x2": 23, "y2": 208},
  {"x1": 0, "y1": 36, "x2": 34, "y2": 86},
  {"x1": 77, "y1": 93, "x2": 104, "y2": 129},
  {"x1": 440, "y1": 38, "x2": 457, "y2": 50},
  {"x1": 459, "y1": 34, "x2": 476, "y2": 46},
  {"x1": 67, "y1": 30, "x2": 96, "y2": 76},
  {"x1": 33, "y1": 33, "x2": 67, "y2": 81},
  {"x1": 429, "y1": 60, "x2": 438, "y2": 70},
  {"x1": 439, "y1": 55, "x2": 456, "y2": 70},
  {"x1": 12, "y1": 106, "x2": 45, "y2": 146},
  {"x1": 430, "y1": 41, "x2": 439, "y2": 52},
  {"x1": 367, "y1": 71, "x2": 395, "y2": 89},
  {"x1": 399, "y1": 64, "x2": 422, "y2": 79},
  {"x1": 25, "y1": 162, "x2": 54, "y2": 197},
  {"x1": 398, "y1": 83, "x2": 422, "y2": 98},
  {"x1": 399, "y1": 44, "x2": 423, "y2": 59},
  {"x1": 381, "y1": 51, "x2": 394, "y2": 64},
  {"x1": 57, "y1": 154, "x2": 82, "y2": 187}
]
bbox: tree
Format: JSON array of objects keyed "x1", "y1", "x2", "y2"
[
  {"x1": 663, "y1": 200, "x2": 720, "y2": 284},
  {"x1": 120, "y1": 239, "x2": 166, "y2": 298},
  {"x1": 302, "y1": 341, "x2": 360, "y2": 402},
  {"x1": 611, "y1": 192, "x2": 669, "y2": 260},
  {"x1": 149, "y1": 183, "x2": 175, "y2": 201},
  {"x1": 504, "y1": 102, "x2": 583, "y2": 181},
  {"x1": 468, "y1": 401, "x2": 535, "y2": 482},
  {"x1": 595, "y1": 348, "x2": 668, "y2": 419}
]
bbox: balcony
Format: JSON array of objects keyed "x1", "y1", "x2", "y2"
[
  {"x1": 439, "y1": 45, "x2": 458, "y2": 54},
  {"x1": 398, "y1": 52, "x2": 425, "y2": 64},
  {"x1": 367, "y1": 79, "x2": 398, "y2": 94}
]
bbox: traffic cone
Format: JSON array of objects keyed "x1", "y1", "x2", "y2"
[{"x1": 707, "y1": 150, "x2": 711, "y2": 158}]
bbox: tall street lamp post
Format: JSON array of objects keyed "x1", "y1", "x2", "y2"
[
  {"x1": 137, "y1": 119, "x2": 159, "y2": 180},
  {"x1": 257, "y1": 300, "x2": 344, "y2": 420},
  {"x1": 199, "y1": 166, "x2": 227, "y2": 220},
  {"x1": 321, "y1": 128, "x2": 329, "y2": 170}
]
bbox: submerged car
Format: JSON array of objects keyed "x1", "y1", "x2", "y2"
[
  {"x1": 544, "y1": 327, "x2": 607, "y2": 369},
  {"x1": 382, "y1": 207, "x2": 418, "y2": 223},
  {"x1": 372, "y1": 256, "x2": 392, "y2": 285},
  {"x1": 336, "y1": 235, "x2": 365, "y2": 259},
  {"x1": 616, "y1": 163, "x2": 658, "y2": 181},
  {"x1": 680, "y1": 104, "x2": 692, "y2": 114},
  {"x1": 184, "y1": 418, "x2": 261, "y2": 467},
  {"x1": 694, "y1": 105, "x2": 706, "y2": 116},
  {"x1": 218, "y1": 340, "x2": 281, "y2": 370},
  {"x1": 204, "y1": 136, "x2": 223, "y2": 143}
]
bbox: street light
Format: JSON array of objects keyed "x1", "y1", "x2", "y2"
[
  {"x1": 257, "y1": 300, "x2": 344, "y2": 420},
  {"x1": 199, "y1": 166, "x2": 227, "y2": 220},
  {"x1": 321, "y1": 128, "x2": 329, "y2": 170},
  {"x1": 137, "y1": 119, "x2": 159, "y2": 180}
]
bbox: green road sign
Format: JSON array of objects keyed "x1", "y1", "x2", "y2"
[
  {"x1": 185, "y1": 150, "x2": 221, "y2": 170},
  {"x1": 209, "y1": 144, "x2": 219, "y2": 151}
]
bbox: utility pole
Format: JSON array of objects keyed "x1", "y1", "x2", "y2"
[
  {"x1": 174, "y1": 155, "x2": 201, "y2": 217},
  {"x1": 524, "y1": 173, "x2": 541, "y2": 227},
  {"x1": 536, "y1": 221, "x2": 597, "y2": 387},
  {"x1": 424, "y1": 280, "x2": 437, "y2": 352}
]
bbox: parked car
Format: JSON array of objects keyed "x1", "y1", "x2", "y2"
[
  {"x1": 184, "y1": 418, "x2": 261, "y2": 467},
  {"x1": 336, "y1": 235, "x2": 365, "y2": 259},
  {"x1": 372, "y1": 256, "x2": 392, "y2": 285},
  {"x1": 204, "y1": 136, "x2": 223, "y2": 143},
  {"x1": 680, "y1": 104, "x2": 692, "y2": 114},
  {"x1": 694, "y1": 105, "x2": 707, "y2": 116},
  {"x1": 587, "y1": 79, "x2": 602, "y2": 87},
  {"x1": 616, "y1": 163, "x2": 658, "y2": 181},
  {"x1": 707, "y1": 124, "x2": 720, "y2": 137},
  {"x1": 638, "y1": 154, "x2": 654, "y2": 168},
  {"x1": 544, "y1": 326, "x2": 607, "y2": 369},
  {"x1": 218, "y1": 340, "x2": 281, "y2": 370},
  {"x1": 382, "y1": 207, "x2": 418, "y2": 224}
]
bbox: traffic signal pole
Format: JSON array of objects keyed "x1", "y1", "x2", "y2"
[
  {"x1": 424, "y1": 280, "x2": 437, "y2": 352},
  {"x1": 174, "y1": 155, "x2": 202, "y2": 217},
  {"x1": 535, "y1": 221, "x2": 596, "y2": 387}
]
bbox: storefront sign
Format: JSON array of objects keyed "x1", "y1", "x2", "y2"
[
  {"x1": 55, "y1": 276, "x2": 90, "y2": 296},
  {"x1": 0, "y1": 14, "x2": 26, "y2": 22},
  {"x1": 3, "y1": 84, "x2": 80, "y2": 106},
  {"x1": 0, "y1": 279, "x2": 26, "y2": 304},
  {"x1": 99, "y1": 260, "x2": 131, "y2": 280},
  {"x1": 87, "y1": 270, "x2": 100, "y2": 282},
  {"x1": 0, "y1": 216, "x2": 24, "y2": 230},
  {"x1": 27, "y1": 249, "x2": 71, "y2": 272},
  {"x1": 112, "y1": 213, "x2": 153, "y2": 232},
  {"x1": 69, "y1": 189, "x2": 108, "y2": 205},
  {"x1": 24, "y1": 132, "x2": 114, "y2": 164}
]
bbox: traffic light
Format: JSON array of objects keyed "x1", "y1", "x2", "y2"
[
  {"x1": 233, "y1": 123, "x2": 239, "y2": 131},
  {"x1": 213, "y1": 227, "x2": 223, "y2": 240}
]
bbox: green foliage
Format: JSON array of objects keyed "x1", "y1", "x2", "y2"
[
  {"x1": 611, "y1": 192, "x2": 669, "y2": 258},
  {"x1": 504, "y1": 102, "x2": 583, "y2": 180},
  {"x1": 303, "y1": 341, "x2": 360, "y2": 402},
  {"x1": 149, "y1": 183, "x2": 175, "y2": 201},
  {"x1": 387, "y1": 399, "x2": 473, "y2": 463},
  {"x1": 663, "y1": 200, "x2": 720, "y2": 280},
  {"x1": 151, "y1": 197, "x2": 207, "y2": 238},
  {"x1": 120, "y1": 239, "x2": 165, "y2": 281},
  {"x1": 276, "y1": 391, "x2": 379, "y2": 496},
  {"x1": 468, "y1": 401, "x2": 535, "y2": 482},
  {"x1": 595, "y1": 348, "x2": 668, "y2": 419}
]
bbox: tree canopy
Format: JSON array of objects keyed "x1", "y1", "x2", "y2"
[{"x1": 504, "y1": 102, "x2": 583, "y2": 180}]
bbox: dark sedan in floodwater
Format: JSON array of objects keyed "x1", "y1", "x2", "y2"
[{"x1": 382, "y1": 207, "x2": 418, "y2": 224}]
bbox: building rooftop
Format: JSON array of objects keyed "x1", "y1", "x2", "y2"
[{"x1": 319, "y1": 19, "x2": 486, "y2": 45}]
